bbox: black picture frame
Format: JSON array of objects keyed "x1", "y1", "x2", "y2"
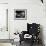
[{"x1": 14, "y1": 9, "x2": 27, "y2": 20}]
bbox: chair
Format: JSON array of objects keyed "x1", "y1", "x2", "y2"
[{"x1": 19, "y1": 23, "x2": 40, "y2": 46}]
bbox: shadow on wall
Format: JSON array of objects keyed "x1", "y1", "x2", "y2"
[{"x1": 40, "y1": 25, "x2": 45, "y2": 46}]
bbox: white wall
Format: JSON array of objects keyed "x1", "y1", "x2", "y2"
[{"x1": 0, "y1": 0, "x2": 8, "y2": 3}]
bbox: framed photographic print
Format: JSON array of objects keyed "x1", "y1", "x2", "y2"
[{"x1": 14, "y1": 9, "x2": 27, "y2": 20}]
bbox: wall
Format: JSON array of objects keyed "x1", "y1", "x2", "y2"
[
  {"x1": 0, "y1": 0, "x2": 8, "y2": 3},
  {"x1": 8, "y1": 0, "x2": 44, "y2": 37}
]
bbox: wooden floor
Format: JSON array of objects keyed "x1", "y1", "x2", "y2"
[
  {"x1": 19, "y1": 41, "x2": 43, "y2": 46},
  {"x1": 0, "y1": 39, "x2": 14, "y2": 43}
]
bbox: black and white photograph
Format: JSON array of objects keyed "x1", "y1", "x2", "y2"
[{"x1": 14, "y1": 9, "x2": 27, "y2": 20}]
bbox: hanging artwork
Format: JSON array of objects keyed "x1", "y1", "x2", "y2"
[{"x1": 14, "y1": 9, "x2": 27, "y2": 20}]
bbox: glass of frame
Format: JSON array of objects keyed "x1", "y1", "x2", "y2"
[{"x1": 14, "y1": 9, "x2": 27, "y2": 20}]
